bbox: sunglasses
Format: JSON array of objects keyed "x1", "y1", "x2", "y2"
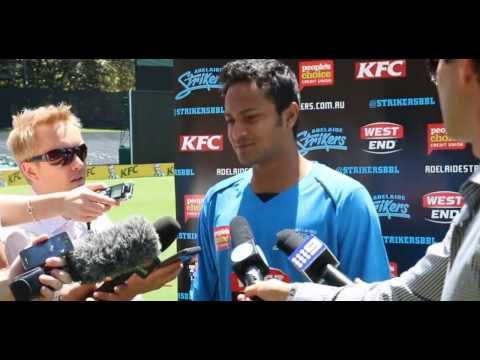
[
  {"x1": 25, "y1": 144, "x2": 88, "y2": 166},
  {"x1": 426, "y1": 59, "x2": 440, "y2": 85}
]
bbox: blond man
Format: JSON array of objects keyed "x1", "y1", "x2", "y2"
[{"x1": 2, "y1": 104, "x2": 181, "y2": 300}]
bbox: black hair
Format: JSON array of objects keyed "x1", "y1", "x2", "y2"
[{"x1": 220, "y1": 59, "x2": 301, "y2": 135}]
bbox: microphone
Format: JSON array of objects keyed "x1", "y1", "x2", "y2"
[
  {"x1": 9, "y1": 216, "x2": 170, "y2": 301},
  {"x1": 66, "y1": 215, "x2": 162, "y2": 283},
  {"x1": 153, "y1": 216, "x2": 182, "y2": 252},
  {"x1": 94, "y1": 216, "x2": 181, "y2": 293},
  {"x1": 276, "y1": 230, "x2": 353, "y2": 286},
  {"x1": 230, "y1": 216, "x2": 269, "y2": 288}
]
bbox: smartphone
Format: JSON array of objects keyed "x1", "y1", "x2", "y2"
[
  {"x1": 100, "y1": 183, "x2": 134, "y2": 201},
  {"x1": 159, "y1": 246, "x2": 202, "y2": 268},
  {"x1": 19, "y1": 232, "x2": 74, "y2": 271},
  {"x1": 96, "y1": 246, "x2": 202, "y2": 292},
  {"x1": 138, "y1": 246, "x2": 202, "y2": 276}
]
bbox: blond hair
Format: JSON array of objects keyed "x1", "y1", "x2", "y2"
[{"x1": 7, "y1": 103, "x2": 82, "y2": 163}]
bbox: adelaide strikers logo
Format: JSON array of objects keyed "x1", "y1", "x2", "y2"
[
  {"x1": 373, "y1": 194, "x2": 411, "y2": 220},
  {"x1": 175, "y1": 67, "x2": 223, "y2": 100},
  {"x1": 423, "y1": 191, "x2": 464, "y2": 224},
  {"x1": 296, "y1": 127, "x2": 348, "y2": 155}
]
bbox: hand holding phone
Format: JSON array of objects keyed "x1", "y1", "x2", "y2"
[
  {"x1": 98, "y1": 183, "x2": 134, "y2": 201},
  {"x1": 157, "y1": 246, "x2": 201, "y2": 268},
  {"x1": 19, "y1": 232, "x2": 73, "y2": 271}
]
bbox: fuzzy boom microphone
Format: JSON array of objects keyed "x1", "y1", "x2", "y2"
[{"x1": 65, "y1": 216, "x2": 161, "y2": 283}]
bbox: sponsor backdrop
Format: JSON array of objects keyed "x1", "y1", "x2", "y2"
[{"x1": 174, "y1": 59, "x2": 478, "y2": 300}]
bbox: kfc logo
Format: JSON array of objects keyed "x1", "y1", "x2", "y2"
[
  {"x1": 179, "y1": 135, "x2": 224, "y2": 152},
  {"x1": 355, "y1": 60, "x2": 407, "y2": 79}
]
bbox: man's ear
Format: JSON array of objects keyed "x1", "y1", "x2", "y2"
[
  {"x1": 20, "y1": 162, "x2": 39, "y2": 183},
  {"x1": 283, "y1": 102, "x2": 300, "y2": 130}
]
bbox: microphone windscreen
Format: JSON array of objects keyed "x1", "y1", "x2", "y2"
[{"x1": 66, "y1": 216, "x2": 161, "y2": 283}]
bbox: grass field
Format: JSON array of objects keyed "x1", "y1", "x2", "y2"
[{"x1": 0, "y1": 176, "x2": 178, "y2": 301}]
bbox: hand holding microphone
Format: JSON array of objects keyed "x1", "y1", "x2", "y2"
[
  {"x1": 238, "y1": 279, "x2": 292, "y2": 301},
  {"x1": 239, "y1": 229, "x2": 353, "y2": 301},
  {"x1": 10, "y1": 215, "x2": 162, "y2": 301},
  {"x1": 277, "y1": 230, "x2": 353, "y2": 286},
  {"x1": 65, "y1": 215, "x2": 162, "y2": 283},
  {"x1": 92, "y1": 261, "x2": 183, "y2": 301},
  {"x1": 92, "y1": 216, "x2": 187, "y2": 300},
  {"x1": 230, "y1": 216, "x2": 270, "y2": 300}
]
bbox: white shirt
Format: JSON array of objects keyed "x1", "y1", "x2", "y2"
[{"x1": 1, "y1": 214, "x2": 112, "y2": 264}]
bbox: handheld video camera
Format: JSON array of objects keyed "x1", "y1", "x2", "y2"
[
  {"x1": 9, "y1": 232, "x2": 74, "y2": 301},
  {"x1": 99, "y1": 183, "x2": 134, "y2": 201}
]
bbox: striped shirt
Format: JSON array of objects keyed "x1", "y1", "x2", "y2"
[
  {"x1": 289, "y1": 169, "x2": 480, "y2": 301},
  {"x1": 441, "y1": 172, "x2": 480, "y2": 300}
]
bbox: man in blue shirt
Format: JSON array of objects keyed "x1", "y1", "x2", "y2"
[
  {"x1": 237, "y1": 60, "x2": 480, "y2": 302},
  {"x1": 191, "y1": 59, "x2": 390, "y2": 301}
]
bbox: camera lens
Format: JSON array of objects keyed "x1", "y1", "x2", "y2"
[{"x1": 9, "y1": 267, "x2": 45, "y2": 301}]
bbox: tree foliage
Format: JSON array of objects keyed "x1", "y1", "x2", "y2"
[{"x1": 0, "y1": 59, "x2": 135, "y2": 92}]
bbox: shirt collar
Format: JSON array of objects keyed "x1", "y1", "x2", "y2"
[{"x1": 460, "y1": 166, "x2": 480, "y2": 211}]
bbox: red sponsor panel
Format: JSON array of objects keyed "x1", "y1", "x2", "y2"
[
  {"x1": 214, "y1": 226, "x2": 231, "y2": 251},
  {"x1": 231, "y1": 268, "x2": 292, "y2": 292},
  {"x1": 355, "y1": 60, "x2": 407, "y2": 79},
  {"x1": 360, "y1": 122, "x2": 404, "y2": 140},
  {"x1": 299, "y1": 60, "x2": 334, "y2": 90},
  {"x1": 427, "y1": 124, "x2": 466, "y2": 155},
  {"x1": 422, "y1": 191, "x2": 464, "y2": 209},
  {"x1": 179, "y1": 135, "x2": 224, "y2": 152},
  {"x1": 184, "y1": 194, "x2": 205, "y2": 222}
]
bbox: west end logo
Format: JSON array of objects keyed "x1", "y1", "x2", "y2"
[
  {"x1": 360, "y1": 122, "x2": 404, "y2": 154},
  {"x1": 423, "y1": 191, "x2": 464, "y2": 224}
]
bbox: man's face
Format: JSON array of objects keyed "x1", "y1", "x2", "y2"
[
  {"x1": 22, "y1": 122, "x2": 86, "y2": 194},
  {"x1": 436, "y1": 59, "x2": 474, "y2": 142},
  {"x1": 224, "y1": 81, "x2": 295, "y2": 167}
]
